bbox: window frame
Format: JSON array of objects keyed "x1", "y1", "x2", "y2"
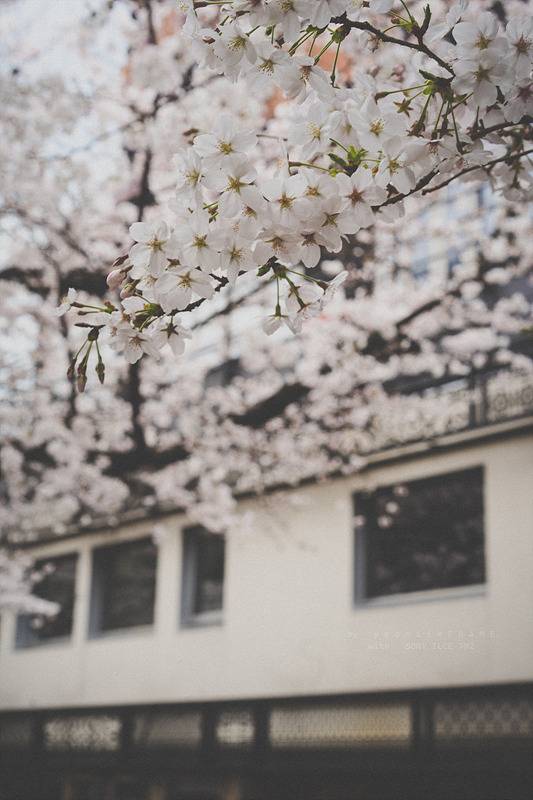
[
  {"x1": 15, "y1": 552, "x2": 79, "y2": 649},
  {"x1": 180, "y1": 526, "x2": 225, "y2": 629},
  {"x1": 353, "y1": 466, "x2": 487, "y2": 607},
  {"x1": 88, "y1": 536, "x2": 158, "y2": 638}
]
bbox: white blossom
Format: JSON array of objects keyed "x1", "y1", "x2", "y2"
[
  {"x1": 56, "y1": 288, "x2": 77, "y2": 316},
  {"x1": 506, "y1": 16, "x2": 533, "y2": 76},
  {"x1": 193, "y1": 114, "x2": 256, "y2": 167},
  {"x1": 335, "y1": 170, "x2": 387, "y2": 229},
  {"x1": 174, "y1": 211, "x2": 219, "y2": 272},
  {"x1": 129, "y1": 221, "x2": 180, "y2": 278},
  {"x1": 155, "y1": 267, "x2": 214, "y2": 312}
]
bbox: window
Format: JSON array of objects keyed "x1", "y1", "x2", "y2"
[
  {"x1": 90, "y1": 538, "x2": 157, "y2": 635},
  {"x1": 354, "y1": 467, "x2": 485, "y2": 601},
  {"x1": 181, "y1": 527, "x2": 225, "y2": 626},
  {"x1": 16, "y1": 553, "x2": 78, "y2": 647}
]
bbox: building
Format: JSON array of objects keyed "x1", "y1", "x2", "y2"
[{"x1": 1, "y1": 368, "x2": 533, "y2": 800}]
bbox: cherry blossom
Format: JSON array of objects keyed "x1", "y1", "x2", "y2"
[
  {"x1": 335, "y1": 171, "x2": 388, "y2": 229},
  {"x1": 506, "y1": 16, "x2": 533, "y2": 74},
  {"x1": 213, "y1": 20, "x2": 257, "y2": 70},
  {"x1": 129, "y1": 221, "x2": 180, "y2": 278},
  {"x1": 155, "y1": 266, "x2": 215, "y2": 312},
  {"x1": 205, "y1": 159, "x2": 260, "y2": 218},
  {"x1": 112, "y1": 328, "x2": 161, "y2": 364},
  {"x1": 453, "y1": 50, "x2": 509, "y2": 107},
  {"x1": 193, "y1": 115, "x2": 257, "y2": 167},
  {"x1": 174, "y1": 211, "x2": 220, "y2": 271},
  {"x1": 56, "y1": 288, "x2": 78, "y2": 317}
]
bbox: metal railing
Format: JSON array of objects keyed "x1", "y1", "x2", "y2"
[
  {"x1": 2, "y1": 683, "x2": 532, "y2": 765},
  {"x1": 357, "y1": 369, "x2": 533, "y2": 455}
]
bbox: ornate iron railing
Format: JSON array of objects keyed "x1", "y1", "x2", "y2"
[{"x1": 357, "y1": 369, "x2": 533, "y2": 455}]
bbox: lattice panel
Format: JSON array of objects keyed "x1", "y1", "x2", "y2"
[
  {"x1": 133, "y1": 710, "x2": 202, "y2": 748},
  {"x1": 269, "y1": 702, "x2": 411, "y2": 748},
  {"x1": 44, "y1": 714, "x2": 121, "y2": 751},
  {"x1": 216, "y1": 709, "x2": 255, "y2": 747},
  {"x1": 434, "y1": 697, "x2": 533, "y2": 742},
  {"x1": 0, "y1": 715, "x2": 33, "y2": 749}
]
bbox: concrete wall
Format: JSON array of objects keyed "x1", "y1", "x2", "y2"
[{"x1": 1, "y1": 432, "x2": 533, "y2": 710}]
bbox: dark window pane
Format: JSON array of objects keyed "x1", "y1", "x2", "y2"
[
  {"x1": 68, "y1": 778, "x2": 110, "y2": 800},
  {"x1": 194, "y1": 533, "x2": 225, "y2": 614},
  {"x1": 114, "y1": 779, "x2": 151, "y2": 800},
  {"x1": 17, "y1": 554, "x2": 77, "y2": 646},
  {"x1": 355, "y1": 467, "x2": 485, "y2": 599},
  {"x1": 182, "y1": 528, "x2": 225, "y2": 623},
  {"x1": 92, "y1": 538, "x2": 157, "y2": 633}
]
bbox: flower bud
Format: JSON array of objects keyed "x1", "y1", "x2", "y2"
[
  {"x1": 107, "y1": 269, "x2": 125, "y2": 290},
  {"x1": 120, "y1": 283, "x2": 135, "y2": 299},
  {"x1": 76, "y1": 362, "x2": 87, "y2": 393},
  {"x1": 77, "y1": 371, "x2": 87, "y2": 393},
  {"x1": 66, "y1": 361, "x2": 76, "y2": 382},
  {"x1": 111, "y1": 254, "x2": 129, "y2": 269},
  {"x1": 96, "y1": 360, "x2": 105, "y2": 385}
]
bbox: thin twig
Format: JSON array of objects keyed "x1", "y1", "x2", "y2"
[
  {"x1": 333, "y1": 15, "x2": 454, "y2": 74},
  {"x1": 422, "y1": 148, "x2": 533, "y2": 195}
]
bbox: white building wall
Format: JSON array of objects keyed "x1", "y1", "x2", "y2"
[{"x1": 1, "y1": 432, "x2": 533, "y2": 710}]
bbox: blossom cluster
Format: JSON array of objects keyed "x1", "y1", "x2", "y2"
[
  {"x1": 61, "y1": 0, "x2": 531, "y2": 379},
  {"x1": 0, "y1": 549, "x2": 59, "y2": 616}
]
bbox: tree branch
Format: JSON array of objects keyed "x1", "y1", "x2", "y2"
[
  {"x1": 422, "y1": 148, "x2": 533, "y2": 196},
  {"x1": 335, "y1": 15, "x2": 454, "y2": 74}
]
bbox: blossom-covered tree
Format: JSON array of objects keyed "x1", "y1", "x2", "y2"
[{"x1": 0, "y1": 0, "x2": 532, "y2": 606}]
